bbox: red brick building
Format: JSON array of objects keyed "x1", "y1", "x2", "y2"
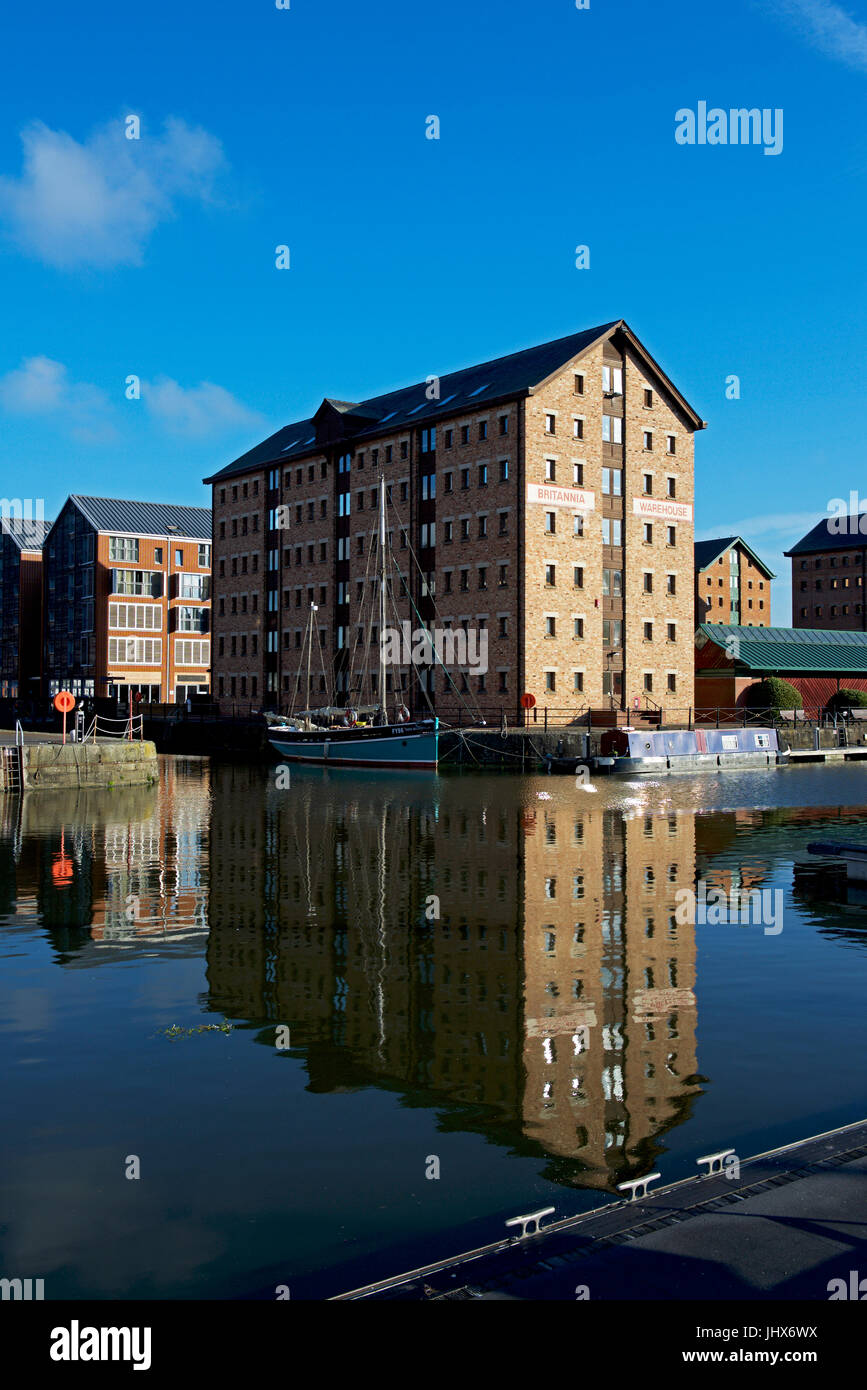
[
  {"x1": 694, "y1": 536, "x2": 773, "y2": 627},
  {"x1": 0, "y1": 515, "x2": 51, "y2": 701},
  {"x1": 205, "y1": 321, "x2": 705, "y2": 717},
  {"x1": 42, "y1": 496, "x2": 212, "y2": 703},
  {"x1": 785, "y1": 515, "x2": 867, "y2": 630}
]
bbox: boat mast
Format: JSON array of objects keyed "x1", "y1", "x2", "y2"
[
  {"x1": 379, "y1": 474, "x2": 387, "y2": 720},
  {"x1": 306, "y1": 602, "x2": 317, "y2": 713}
]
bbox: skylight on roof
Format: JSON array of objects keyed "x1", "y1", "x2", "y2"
[
  {"x1": 467, "y1": 383, "x2": 491, "y2": 397},
  {"x1": 281, "y1": 440, "x2": 300, "y2": 452},
  {"x1": 437, "y1": 393, "x2": 457, "y2": 406},
  {"x1": 303, "y1": 436, "x2": 315, "y2": 445},
  {"x1": 378, "y1": 410, "x2": 398, "y2": 423},
  {"x1": 407, "y1": 402, "x2": 428, "y2": 415}
]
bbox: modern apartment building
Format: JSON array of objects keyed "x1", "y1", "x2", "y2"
[
  {"x1": 0, "y1": 516, "x2": 51, "y2": 700},
  {"x1": 785, "y1": 516, "x2": 867, "y2": 630},
  {"x1": 42, "y1": 496, "x2": 212, "y2": 702},
  {"x1": 694, "y1": 536, "x2": 773, "y2": 627},
  {"x1": 205, "y1": 321, "x2": 705, "y2": 716}
]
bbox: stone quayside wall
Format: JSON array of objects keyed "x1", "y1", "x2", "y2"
[{"x1": 20, "y1": 741, "x2": 159, "y2": 792}]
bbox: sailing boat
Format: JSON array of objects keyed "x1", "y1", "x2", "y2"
[{"x1": 267, "y1": 476, "x2": 439, "y2": 769}]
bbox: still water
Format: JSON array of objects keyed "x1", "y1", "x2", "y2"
[{"x1": 1, "y1": 758, "x2": 867, "y2": 1298}]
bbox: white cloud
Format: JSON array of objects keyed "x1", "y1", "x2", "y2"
[
  {"x1": 0, "y1": 116, "x2": 226, "y2": 268},
  {"x1": 144, "y1": 376, "x2": 263, "y2": 438},
  {"x1": 774, "y1": 0, "x2": 867, "y2": 73},
  {"x1": 0, "y1": 355, "x2": 116, "y2": 441}
]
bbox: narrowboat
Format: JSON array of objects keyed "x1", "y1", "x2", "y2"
[{"x1": 594, "y1": 727, "x2": 788, "y2": 776}]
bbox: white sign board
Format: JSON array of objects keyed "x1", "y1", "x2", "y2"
[
  {"x1": 632, "y1": 497, "x2": 693, "y2": 522},
  {"x1": 527, "y1": 484, "x2": 596, "y2": 510}
]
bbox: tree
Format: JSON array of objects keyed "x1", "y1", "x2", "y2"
[
  {"x1": 743, "y1": 677, "x2": 803, "y2": 715},
  {"x1": 826, "y1": 687, "x2": 867, "y2": 712}
]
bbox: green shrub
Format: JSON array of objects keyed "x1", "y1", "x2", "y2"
[
  {"x1": 826, "y1": 687, "x2": 867, "y2": 711},
  {"x1": 743, "y1": 677, "x2": 803, "y2": 714}
]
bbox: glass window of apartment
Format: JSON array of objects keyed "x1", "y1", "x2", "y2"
[
  {"x1": 478, "y1": 463, "x2": 488, "y2": 487},
  {"x1": 545, "y1": 511, "x2": 556, "y2": 534},
  {"x1": 478, "y1": 420, "x2": 488, "y2": 441},
  {"x1": 667, "y1": 572, "x2": 676, "y2": 595},
  {"x1": 643, "y1": 472, "x2": 653, "y2": 494},
  {"x1": 573, "y1": 462, "x2": 584, "y2": 486},
  {"x1": 573, "y1": 418, "x2": 584, "y2": 440},
  {"x1": 644, "y1": 388, "x2": 653, "y2": 407},
  {"x1": 545, "y1": 458, "x2": 556, "y2": 481},
  {"x1": 573, "y1": 671, "x2": 584, "y2": 692},
  {"x1": 573, "y1": 617, "x2": 584, "y2": 639},
  {"x1": 603, "y1": 619, "x2": 622, "y2": 647},
  {"x1": 667, "y1": 672, "x2": 677, "y2": 692},
  {"x1": 460, "y1": 424, "x2": 470, "y2": 445},
  {"x1": 461, "y1": 468, "x2": 470, "y2": 489},
  {"x1": 602, "y1": 415, "x2": 623, "y2": 443},
  {"x1": 574, "y1": 565, "x2": 584, "y2": 588},
  {"x1": 499, "y1": 458, "x2": 509, "y2": 482},
  {"x1": 545, "y1": 671, "x2": 556, "y2": 692},
  {"x1": 545, "y1": 413, "x2": 556, "y2": 434},
  {"x1": 545, "y1": 564, "x2": 556, "y2": 587},
  {"x1": 460, "y1": 517, "x2": 470, "y2": 540},
  {"x1": 667, "y1": 525, "x2": 676, "y2": 546},
  {"x1": 666, "y1": 435, "x2": 676, "y2": 455},
  {"x1": 498, "y1": 511, "x2": 509, "y2": 535},
  {"x1": 109, "y1": 535, "x2": 139, "y2": 563},
  {"x1": 644, "y1": 621, "x2": 653, "y2": 641},
  {"x1": 643, "y1": 572, "x2": 653, "y2": 593},
  {"x1": 573, "y1": 514, "x2": 584, "y2": 537},
  {"x1": 667, "y1": 476, "x2": 676, "y2": 498},
  {"x1": 443, "y1": 521, "x2": 453, "y2": 543},
  {"x1": 574, "y1": 373, "x2": 584, "y2": 395},
  {"x1": 643, "y1": 523, "x2": 653, "y2": 544},
  {"x1": 643, "y1": 431, "x2": 653, "y2": 450},
  {"x1": 499, "y1": 414, "x2": 509, "y2": 435},
  {"x1": 643, "y1": 672, "x2": 653, "y2": 692},
  {"x1": 478, "y1": 515, "x2": 487, "y2": 538},
  {"x1": 154, "y1": 546, "x2": 163, "y2": 564},
  {"x1": 498, "y1": 563, "x2": 508, "y2": 587},
  {"x1": 667, "y1": 622, "x2": 676, "y2": 642}
]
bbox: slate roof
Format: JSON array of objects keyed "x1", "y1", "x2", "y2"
[
  {"x1": 205, "y1": 319, "x2": 706, "y2": 484},
  {"x1": 64, "y1": 495, "x2": 212, "y2": 540},
  {"x1": 694, "y1": 536, "x2": 775, "y2": 577},
  {"x1": 784, "y1": 516, "x2": 867, "y2": 556},
  {"x1": 0, "y1": 517, "x2": 52, "y2": 551},
  {"x1": 698, "y1": 623, "x2": 867, "y2": 674}
]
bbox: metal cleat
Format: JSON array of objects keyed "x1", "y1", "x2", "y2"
[
  {"x1": 505, "y1": 1206, "x2": 555, "y2": 1239},
  {"x1": 697, "y1": 1148, "x2": 736, "y2": 1176},
  {"x1": 617, "y1": 1173, "x2": 661, "y2": 1201}
]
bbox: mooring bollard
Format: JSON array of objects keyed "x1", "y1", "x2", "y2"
[
  {"x1": 617, "y1": 1173, "x2": 661, "y2": 1201},
  {"x1": 696, "y1": 1149, "x2": 735, "y2": 1176},
  {"x1": 505, "y1": 1206, "x2": 555, "y2": 1239}
]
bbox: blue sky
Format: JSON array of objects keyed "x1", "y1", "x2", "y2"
[{"x1": 1, "y1": 0, "x2": 865, "y2": 623}]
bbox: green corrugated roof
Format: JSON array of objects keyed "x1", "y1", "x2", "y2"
[{"x1": 698, "y1": 623, "x2": 867, "y2": 674}]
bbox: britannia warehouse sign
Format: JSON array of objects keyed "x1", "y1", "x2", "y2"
[{"x1": 526, "y1": 484, "x2": 596, "y2": 510}]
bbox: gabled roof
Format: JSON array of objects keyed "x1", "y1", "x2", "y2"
[
  {"x1": 696, "y1": 623, "x2": 867, "y2": 674},
  {"x1": 57, "y1": 495, "x2": 211, "y2": 541},
  {"x1": 694, "y1": 536, "x2": 775, "y2": 577},
  {"x1": 204, "y1": 319, "x2": 706, "y2": 484},
  {"x1": 784, "y1": 515, "x2": 867, "y2": 557},
  {"x1": 0, "y1": 517, "x2": 52, "y2": 552}
]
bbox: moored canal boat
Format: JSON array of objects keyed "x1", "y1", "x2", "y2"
[{"x1": 594, "y1": 726, "x2": 787, "y2": 776}]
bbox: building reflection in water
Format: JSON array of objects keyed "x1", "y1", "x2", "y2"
[
  {"x1": 205, "y1": 769, "x2": 702, "y2": 1192},
  {"x1": 0, "y1": 759, "x2": 210, "y2": 959}
]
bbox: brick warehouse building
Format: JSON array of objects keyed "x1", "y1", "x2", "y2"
[
  {"x1": 0, "y1": 515, "x2": 51, "y2": 701},
  {"x1": 784, "y1": 514, "x2": 867, "y2": 630},
  {"x1": 694, "y1": 536, "x2": 773, "y2": 627},
  {"x1": 43, "y1": 496, "x2": 212, "y2": 704},
  {"x1": 204, "y1": 321, "x2": 705, "y2": 718}
]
